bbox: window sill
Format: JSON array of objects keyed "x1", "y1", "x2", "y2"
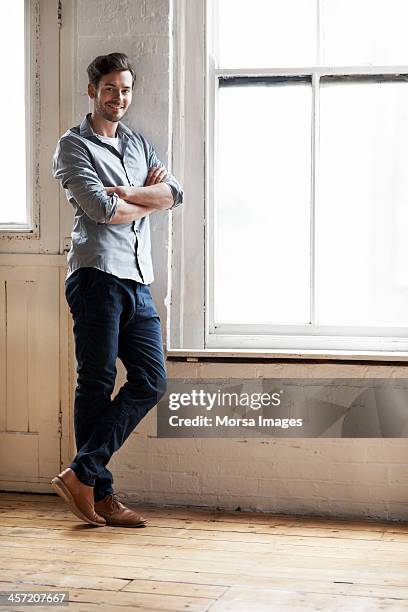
[
  {"x1": 0, "y1": 226, "x2": 34, "y2": 232},
  {"x1": 166, "y1": 348, "x2": 408, "y2": 363},
  {"x1": 0, "y1": 225, "x2": 38, "y2": 238}
]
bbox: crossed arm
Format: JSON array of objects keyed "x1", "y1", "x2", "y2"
[
  {"x1": 105, "y1": 167, "x2": 173, "y2": 225},
  {"x1": 53, "y1": 136, "x2": 183, "y2": 225}
]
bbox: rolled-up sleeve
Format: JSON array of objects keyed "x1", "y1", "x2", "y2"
[
  {"x1": 53, "y1": 137, "x2": 118, "y2": 224},
  {"x1": 147, "y1": 143, "x2": 184, "y2": 210}
]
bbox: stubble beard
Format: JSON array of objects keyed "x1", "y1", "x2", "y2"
[{"x1": 96, "y1": 100, "x2": 128, "y2": 123}]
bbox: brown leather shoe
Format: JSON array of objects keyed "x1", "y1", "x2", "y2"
[
  {"x1": 51, "y1": 468, "x2": 106, "y2": 527},
  {"x1": 94, "y1": 493, "x2": 147, "y2": 527}
]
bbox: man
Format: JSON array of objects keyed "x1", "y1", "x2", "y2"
[{"x1": 51, "y1": 52, "x2": 183, "y2": 527}]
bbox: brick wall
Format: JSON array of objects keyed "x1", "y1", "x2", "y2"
[
  {"x1": 109, "y1": 360, "x2": 408, "y2": 521},
  {"x1": 75, "y1": 0, "x2": 172, "y2": 331}
]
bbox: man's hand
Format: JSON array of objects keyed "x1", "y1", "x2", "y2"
[
  {"x1": 145, "y1": 166, "x2": 168, "y2": 186},
  {"x1": 105, "y1": 166, "x2": 167, "y2": 198},
  {"x1": 105, "y1": 185, "x2": 130, "y2": 199}
]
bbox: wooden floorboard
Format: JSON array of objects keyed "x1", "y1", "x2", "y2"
[{"x1": 0, "y1": 492, "x2": 407, "y2": 611}]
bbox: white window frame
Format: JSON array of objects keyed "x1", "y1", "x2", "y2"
[
  {"x1": 0, "y1": 1, "x2": 36, "y2": 233},
  {"x1": 170, "y1": 0, "x2": 408, "y2": 355},
  {"x1": 0, "y1": 0, "x2": 60, "y2": 252}
]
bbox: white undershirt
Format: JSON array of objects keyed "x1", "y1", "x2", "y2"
[{"x1": 96, "y1": 134, "x2": 122, "y2": 154}]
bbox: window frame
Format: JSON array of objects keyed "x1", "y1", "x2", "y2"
[
  {"x1": 170, "y1": 0, "x2": 408, "y2": 354},
  {"x1": 0, "y1": 0, "x2": 37, "y2": 234}
]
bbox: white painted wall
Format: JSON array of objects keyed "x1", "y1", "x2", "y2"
[
  {"x1": 108, "y1": 359, "x2": 408, "y2": 522},
  {"x1": 71, "y1": 0, "x2": 408, "y2": 521},
  {"x1": 74, "y1": 0, "x2": 174, "y2": 332}
]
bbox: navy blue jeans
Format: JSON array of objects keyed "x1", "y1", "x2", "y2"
[{"x1": 65, "y1": 267, "x2": 167, "y2": 501}]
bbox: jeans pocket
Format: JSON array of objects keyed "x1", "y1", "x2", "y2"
[{"x1": 136, "y1": 283, "x2": 152, "y2": 308}]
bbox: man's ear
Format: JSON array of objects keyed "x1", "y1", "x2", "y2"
[{"x1": 88, "y1": 83, "x2": 96, "y2": 99}]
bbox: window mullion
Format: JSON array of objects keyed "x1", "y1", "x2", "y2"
[
  {"x1": 317, "y1": 0, "x2": 323, "y2": 65},
  {"x1": 311, "y1": 72, "x2": 320, "y2": 328}
]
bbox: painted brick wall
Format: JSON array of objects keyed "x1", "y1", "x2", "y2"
[
  {"x1": 75, "y1": 0, "x2": 172, "y2": 332},
  {"x1": 112, "y1": 360, "x2": 408, "y2": 521},
  {"x1": 74, "y1": 0, "x2": 408, "y2": 521}
]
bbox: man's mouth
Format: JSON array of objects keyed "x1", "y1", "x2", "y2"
[{"x1": 108, "y1": 105, "x2": 123, "y2": 110}]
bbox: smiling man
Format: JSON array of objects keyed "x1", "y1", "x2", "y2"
[{"x1": 51, "y1": 52, "x2": 183, "y2": 527}]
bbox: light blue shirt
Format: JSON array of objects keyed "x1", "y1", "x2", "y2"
[{"x1": 53, "y1": 114, "x2": 183, "y2": 283}]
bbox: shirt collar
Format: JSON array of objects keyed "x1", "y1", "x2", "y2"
[{"x1": 79, "y1": 113, "x2": 132, "y2": 139}]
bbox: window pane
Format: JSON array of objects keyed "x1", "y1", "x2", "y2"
[
  {"x1": 217, "y1": 0, "x2": 317, "y2": 68},
  {"x1": 214, "y1": 83, "x2": 312, "y2": 324},
  {"x1": 323, "y1": 0, "x2": 408, "y2": 66},
  {"x1": 0, "y1": 0, "x2": 26, "y2": 224},
  {"x1": 317, "y1": 80, "x2": 408, "y2": 327}
]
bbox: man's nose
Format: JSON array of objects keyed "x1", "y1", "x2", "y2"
[{"x1": 112, "y1": 91, "x2": 124, "y2": 102}]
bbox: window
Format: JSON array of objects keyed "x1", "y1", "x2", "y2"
[
  {"x1": 0, "y1": 0, "x2": 61, "y2": 250},
  {"x1": 0, "y1": 0, "x2": 30, "y2": 229},
  {"x1": 172, "y1": 0, "x2": 408, "y2": 353}
]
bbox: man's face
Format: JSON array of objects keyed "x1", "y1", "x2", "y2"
[{"x1": 88, "y1": 70, "x2": 133, "y2": 122}]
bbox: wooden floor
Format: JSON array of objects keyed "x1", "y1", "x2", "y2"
[{"x1": 0, "y1": 493, "x2": 407, "y2": 611}]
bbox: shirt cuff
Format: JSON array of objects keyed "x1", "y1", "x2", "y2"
[
  {"x1": 166, "y1": 182, "x2": 184, "y2": 210},
  {"x1": 99, "y1": 193, "x2": 119, "y2": 224}
]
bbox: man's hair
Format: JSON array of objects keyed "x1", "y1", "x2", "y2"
[{"x1": 87, "y1": 52, "x2": 136, "y2": 88}]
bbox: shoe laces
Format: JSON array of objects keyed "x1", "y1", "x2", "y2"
[{"x1": 106, "y1": 490, "x2": 129, "y2": 510}]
